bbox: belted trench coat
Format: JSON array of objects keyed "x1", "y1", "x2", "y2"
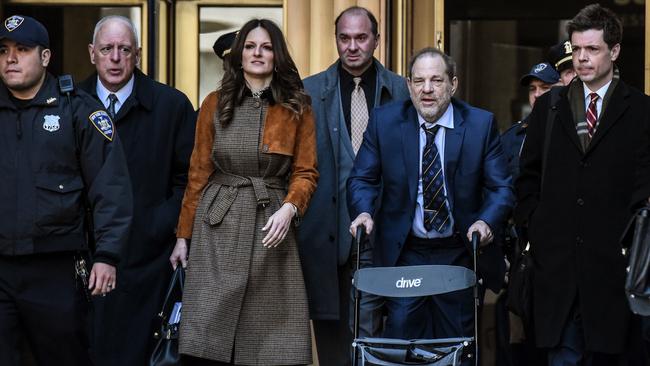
[{"x1": 176, "y1": 91, "x2": 318, "y2": 365}]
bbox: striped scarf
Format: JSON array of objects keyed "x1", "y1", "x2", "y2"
[{"x1": 567, "y1": 67, "x2": 620, "y2": 152}]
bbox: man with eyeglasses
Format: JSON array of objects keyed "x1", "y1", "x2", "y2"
[{"x1": 79, "y1": 15, "x2": 196, "y2": 366}]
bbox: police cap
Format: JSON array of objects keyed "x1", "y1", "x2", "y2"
[
  {"x1": 548, "y1": 40, "x2": 573, "y2": 73},
  {"x1": 520, "y1": 62, "x2": 559, "y2": 86},
  {"x1": 213, "y1": 31, "x2": 238, "y2": 60},
  {"x1": 0, "y1": 15, "x2": 50, "y2": 48}
]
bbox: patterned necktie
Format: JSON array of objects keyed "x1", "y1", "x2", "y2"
[
  {"x1": 107, "y1": 93, "x2": 118, "y2": 119},
  {"x1": 421, "y1": 123, "x2": 450, "y2": 233},
  {"x1": 350, "y1": 77, "x2": 369, "y2": 155},
  {"x1": 586, "y1": 92, "x2": 599, "y2": 138}
]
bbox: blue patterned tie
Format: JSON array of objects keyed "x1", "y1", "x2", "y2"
[
  {"x1": 107, "y1": 94, "x2": 118, "y2": 119},
  {"x1": 421, "y1": 123, "x2": 450, "y2": 233}
]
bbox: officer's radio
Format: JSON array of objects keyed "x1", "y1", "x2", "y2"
[{"x1": 58, "y1": 74, "x2": 74, "y2": 94}]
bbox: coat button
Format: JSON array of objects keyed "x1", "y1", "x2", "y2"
[
  {"x1": 254, "y1": 101, "x2": 261, "y2": 108},
  {"x1": 333, "y1": 127, "x2": 338, "y2": 132},
  {"x1": 577, "y1": 198, "x2": 584, "y2": 206},
  {"x1": 58, "y1": 184, "x2": 64, "y2": 190},
  {"x1": 329, "y1": 235, "x2": 335, "y2": 242},
  {"x1": 576, "y1": 236, "x2": 583, "y2": 244},
  {"x1": 262, "y1": 144, "x2": 269, "y2": 152}
]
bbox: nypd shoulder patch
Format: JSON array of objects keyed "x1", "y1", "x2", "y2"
[{"x1": 88, "y1": 110, "x2": 114, "y2": 141}]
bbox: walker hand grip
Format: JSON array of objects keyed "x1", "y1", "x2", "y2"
[{"x1": 471, "y1": 231, "x2": 480, "y2": 253}]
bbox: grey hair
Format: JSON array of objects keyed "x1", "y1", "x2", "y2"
[{"x1": 92, "y1": 15, "x2": 139, "y2": 47}]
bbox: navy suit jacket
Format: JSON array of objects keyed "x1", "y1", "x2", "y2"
[{"x1": 348, "y1": 98, "x2": 514, "y2": 269}]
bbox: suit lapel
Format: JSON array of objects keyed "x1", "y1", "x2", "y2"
[
  {"x1": 586, "y1": 82, "x2": 629, "y2": 154},
  {"x1": 322, "y1": 69, "x2": 343, "y2": 165},
  {"x1": 401, "y1": 105, "x2": 420, "y2": 203},
  {"x1": 323, "y1": 67, "x2": 355, "y2": 162},
  {"x1": 444, "y1": 104, "x2": 466, "y2": 210}
]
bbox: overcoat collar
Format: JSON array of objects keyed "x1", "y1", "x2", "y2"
[
  {"x1": 319, "y1": 58, "x2": 398, "y2": 162},
  {"x1": 555, "y1": 79, "x2": 630, "y2": 156},
  {"x1": 79, "y1": 68, "x2": 154, "y2": 119},
  {"x1": 319, "y1": 58, "x2": 397, "y2": 105}
]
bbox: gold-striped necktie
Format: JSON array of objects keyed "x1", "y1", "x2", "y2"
[{"x1": 350, "y1": 77, "x2": 369, "y2": 154}]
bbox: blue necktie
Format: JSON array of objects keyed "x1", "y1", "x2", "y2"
[
  {"x1": 107, "y1": 94, "x2": 118, "y2": 119},
  {"x1": 421, "y1": 123, "x2": 450, "y2": 233}
]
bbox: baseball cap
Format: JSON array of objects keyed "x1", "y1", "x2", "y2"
[
  {"x1": 520, "y1": 62, "x2": 560, "y2": 86},
  {"x1": 548, "y1": 40, "x2": 573, "y2": 73},
  {"x1": 0, "y1": 15, "x2": 50, "y2": 48},
  {"x1": 213, "y1": 31, "x2": 238, "y2": 60}
]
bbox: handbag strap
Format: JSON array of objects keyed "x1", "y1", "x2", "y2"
[
  {"x1": 620, "y1": 207, "x2": 650, "y2": 252},
  {"x1": 158, "y1": 267, "x2": 185, "y2": 318}
]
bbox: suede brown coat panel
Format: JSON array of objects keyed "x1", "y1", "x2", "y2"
[{"x1": 177, "y1": 91, "x2": 318, "y2": 238}]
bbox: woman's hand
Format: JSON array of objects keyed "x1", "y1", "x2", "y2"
[
  {"x1": 170, "y1": 238, "x2": 189, "y2": 269},
  {"x1": 262, "y1": 203, "x2": 296, "y2": 248}
]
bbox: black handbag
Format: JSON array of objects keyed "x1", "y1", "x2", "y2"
[
  {"x1": 149, "y1": 266, "x2": 185, "y2": 366},
  {"x1": 506, "y1": 242, "x2": 533, "y2": 328},
  {"x1": 621, "y1": 208, "x2": 650, "y2": 316}
]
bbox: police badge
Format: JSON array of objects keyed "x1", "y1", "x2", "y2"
[
  {"x1": 42, "y1": 115, "x2": 60, "y2": 132},
  {"x1": 88, "y1": 110, "x2": 114, "y2": 141},
  {"x1": 5, "y1": 15, "x2": 24, "y2": 32},
  {"x1": 534, "y1": 63, "x2": 548, "y2": 73}
]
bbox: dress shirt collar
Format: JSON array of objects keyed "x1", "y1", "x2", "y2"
[
  {"x1": 96, "y1": 74, "x2": 135, "y2": 109},
  {"x1": 338, "y1": 62, "x2": 376, "y2": 87},
  {"x1": 583, "y1": 79, "x2": 612, "y2": 102},
  {"x1": 417, "y1": 102, "x2": 455, "y2": 130}
]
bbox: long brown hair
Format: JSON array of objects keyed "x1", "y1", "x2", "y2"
[{"x1": 217, "y1": 19, "x2": 309, "y2": 126}]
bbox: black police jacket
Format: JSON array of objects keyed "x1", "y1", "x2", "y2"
[{"x1": 0, "y1": 74, "x2": 133, "y2": 264}]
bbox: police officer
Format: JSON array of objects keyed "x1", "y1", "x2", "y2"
[
  {"x1": 213, "y1": 30, "x2": 238, "y2": 65},
  {"x1": 502, "y1": 62, "x2": 559, "y2": 181},
  {"x1": 0, "y1": 15, "x2": 132, "y2": 366},
  {"x1": 498, "y1": 62, "x2": 559, "y2": 366},
  {"x1": 548, "y1": 40, "x2": 577, "y2": 86}
]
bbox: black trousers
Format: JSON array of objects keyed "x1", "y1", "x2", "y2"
[
  {"x1": 0, "y1": 252, "x2": 93, "y2": 366},
  {"x1": 312, "y1": 263, "x2": 353, "y2": 366}
]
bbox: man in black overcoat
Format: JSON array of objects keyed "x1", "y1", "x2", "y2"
[
  {"x1": 515, "y1": 4, "x2": 650, "y2": 365},
  {"x1": 79, "y1": 15, "x2": 196, "y2": 366}
]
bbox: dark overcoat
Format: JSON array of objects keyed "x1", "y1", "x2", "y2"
[
  {"x1": 78, "y1": 69, "x2": 196, "y2": 365},
  {"x1": 515, "y1": 80, "x2": 650, "y2": 353},
  {"x1": 299, "y1": 59, "x2": 409, "y2": 319}
]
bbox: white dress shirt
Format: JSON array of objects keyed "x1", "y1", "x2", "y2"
[
  {"x1": 96, "y1": 75, "x2": 135, "y2": 116},
  {"x1": 412, "y1": 103, "x2": 455, "y2": 239},
  {"x1": 583, "y1": 80, "x2": 612, "y2": 119}
]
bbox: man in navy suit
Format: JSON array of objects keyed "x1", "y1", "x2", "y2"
[{"x1": 348, "y1": 47, "x2": 513, "y2": 341}]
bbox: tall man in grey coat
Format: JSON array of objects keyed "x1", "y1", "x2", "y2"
[
  {"x1": 298, "y1": 6, "x2": 409, "y2": 365},
  {"x1": 78, "y1": 16, "x2": 196, "y2": 366}
]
